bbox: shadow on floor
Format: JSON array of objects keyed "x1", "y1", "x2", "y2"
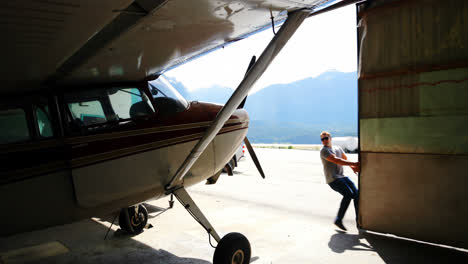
[
  {"x1": 0, "y1": 216, "x2": 211, "y2": 264},
  {"x1": 328, "y1": 230, "x2": 468, "y2": 263},
  {"x1": 95, "y1": 202, "x2": 171, "y2": 224},
  {"x1": 328, "y1": 230, "x2": 373, "y2": 253}
]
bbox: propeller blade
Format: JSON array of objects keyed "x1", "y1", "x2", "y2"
[
  {"x1": 244, "y1": 136, "x2": 265, "y2": 179},
  {"x1": 238, "y1": 55, "x2": 256, "y2": 109}
]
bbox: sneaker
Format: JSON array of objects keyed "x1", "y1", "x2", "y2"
[{"x1": 334, "y1": 220, "x2": 347, "y2": 231}]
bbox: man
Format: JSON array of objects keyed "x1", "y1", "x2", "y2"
[{"x1": 319, "y1": 131, "x2": 360, "y2": 231}]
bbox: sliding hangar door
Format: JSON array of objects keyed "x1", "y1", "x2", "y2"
[{"x1": 357, "y1": 0, "x2": 468, "y2": 248}]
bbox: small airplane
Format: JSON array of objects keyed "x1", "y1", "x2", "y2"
[{"x1": 0, "y1": 0, "x2": 360, "y2": 263}]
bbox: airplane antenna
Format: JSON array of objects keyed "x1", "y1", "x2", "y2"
[
  {"x1": 270, "y1": 10, "x2": 276, "y2": 35},
  {"x1": 104, "y1": 212, "x2": 119, "y2": 240}
]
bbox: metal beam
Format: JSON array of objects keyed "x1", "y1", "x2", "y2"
[
  {"x1": 173, "y1": 187, "x2": 221, "y2": 242},
  {"x1": 308, "y1": 0, "x2": 367, "y2": 18},
  {"x1": 165, "y1": 9, "x2": 311, "y2": 190}
]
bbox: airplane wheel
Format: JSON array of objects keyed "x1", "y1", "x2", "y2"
[
  {"x1": 224, "y1": 158, "x2": 235, "y2": 176},
  {"x1": 213, "y1": 232, "x2": 251, "y2": 264},
  {"x1": 119, "y1": 204, "x2": 148, "y2": 234}
]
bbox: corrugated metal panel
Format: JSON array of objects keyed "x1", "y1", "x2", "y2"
[
  {"x1": 359, "y1": 74, "x2": 420, "y2": 118},
  {"x1": 361, "y1": 115, "x2": 468, "y2": 154},
  {"x1": 359, "y1": 0, "x2": 468, "y2": 76},
  {"x1": 360, "y1": 68, "x2": 468, "y2": 118},
  {"x1": 361, "y1": 152, "x2": 468, "y2": 249},
  {"x1": 418, "y1": 68, "x2": 468, "y2": 116}
]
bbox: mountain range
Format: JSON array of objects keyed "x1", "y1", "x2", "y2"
[{"x1": 166, "y1": 71, "x2": 358, "y2": 144}]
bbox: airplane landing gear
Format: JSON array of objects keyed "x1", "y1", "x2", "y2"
[
  {"x1": 172, "y1": 187, "x2": 251, "y2": 264},
  {"x1": 119, "y1": 204, "x2": 148, "y2": 234},
  {"x1": 213, "y1": 232, "x2": 251, "y2": 264}
]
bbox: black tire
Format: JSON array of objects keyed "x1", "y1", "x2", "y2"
[
  {"x1": 230, "y1": 157, "x2": 236, "y2": 168},
  {"x1": 227, "y1": 158, "x2": 236, "y2": 175},
  {"x1": 118, "y1": 204, "x2": 148, "y2": 234},
  {"x1": 223, "y1": 157, "x2": 235, "y2": 176},
  {"x1": 213, "y1": 232, "x2": 251, "y2": 264}
]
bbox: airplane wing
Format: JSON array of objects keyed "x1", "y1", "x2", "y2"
[{"x1": 2, "y1": 0, "x2": 336, "y2": 93}]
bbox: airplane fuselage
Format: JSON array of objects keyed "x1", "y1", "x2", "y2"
[{"x1": 0, "y1": 80, "x2": 248, "y2": 236}]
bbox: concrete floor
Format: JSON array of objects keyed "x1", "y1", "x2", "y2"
[{"x1": 1, "y1": 148, "x2": 467, "y2": 263}]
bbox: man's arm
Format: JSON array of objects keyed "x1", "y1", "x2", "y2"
[
  {"x1": 339, "y1": 152, "x2": 360, "y2": 173},
  {"x1": 326, "y1": 154, "x2": 358, "y2": 166},
  {"x1": 342, "y1": 152, "x2": 348, "y2": 160}
]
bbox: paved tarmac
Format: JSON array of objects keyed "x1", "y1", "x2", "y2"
[{"x1": 1, "y1": 148, "x2": 467, "y2": 263}]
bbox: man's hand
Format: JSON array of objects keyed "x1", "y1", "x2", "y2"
[{"x1": 350, "y1": 162, "x2": 360, "y2": 174}]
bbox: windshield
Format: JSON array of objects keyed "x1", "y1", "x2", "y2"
[{"x1": 149, "y1": 75, "x2": 188, "y2": 117}]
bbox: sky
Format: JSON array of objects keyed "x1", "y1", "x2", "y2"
[{"x1": 165, "y1": 5, "x2": 357, "y2": 94}]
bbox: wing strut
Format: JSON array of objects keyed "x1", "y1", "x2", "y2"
[{"x1": 165, "y1": 9, "x2": 310, "y2": 190}]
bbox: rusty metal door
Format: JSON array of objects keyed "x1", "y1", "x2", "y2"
[{"x1": 357, "y1": 0, "x2": 468, "y2": 249}]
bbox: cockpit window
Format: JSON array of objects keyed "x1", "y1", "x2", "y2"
[
  {"x1": 108, "y1": 88, "x2": 154, "y2": 119},
  {"x1": 68, "y1": 100, "x2": 107, "y2": 126},
  {"x1": 64, "y1": 87, "x2": 155, "y2": 133},
  {"x1": 149, "y1": 75, "x2": 188, "y2": 117},
  {"x1": 35, "y1": 105, "x2": 53, "y2": 138}
]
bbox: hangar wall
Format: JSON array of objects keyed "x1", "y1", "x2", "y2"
[{"x1": 358, "y1": 0, "x2": 468, "y2": 248}]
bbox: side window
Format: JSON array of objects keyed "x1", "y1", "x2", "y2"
[
  {"x1": 68, "y1": 100, "x2": 107, "y2": 126},
  {"x1": 109, "y1": 88, "x2": 154, "y2": 119},
  {"x1": 35, "y1": 106, "x2": 53, "y2": 138},
  {"x1": 0, "y1": 108, "x2": 31, "y2": 144}
]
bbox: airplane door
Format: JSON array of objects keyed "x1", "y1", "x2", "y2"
[
  {"x1": 357, "y1": 0, "x2": 468, "y2": 249},
  {"x1": 64, "y1": 86, "x2": 166, "y2": 208}
]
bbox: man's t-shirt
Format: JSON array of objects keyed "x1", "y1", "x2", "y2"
[{"x1": 320, "y1": 145, "x2": 345, "y2": 184}]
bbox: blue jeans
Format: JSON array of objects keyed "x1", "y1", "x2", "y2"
[{"x1": 328, "y1": 177, "x2": 359, "y2": 222}]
